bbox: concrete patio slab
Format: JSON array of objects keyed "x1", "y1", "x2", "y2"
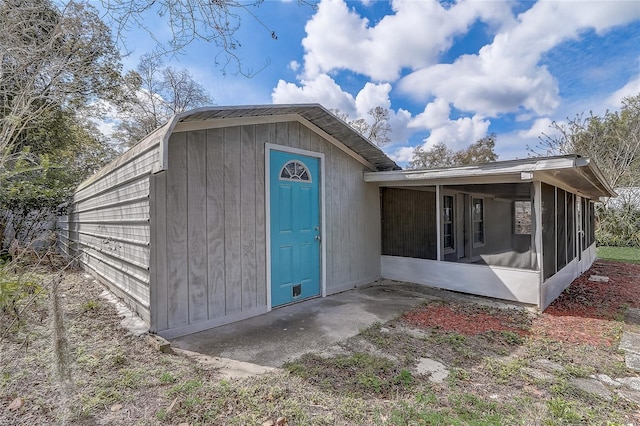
[{"x1": 170, "y1": 280, "x2": 446, "y2": 368}]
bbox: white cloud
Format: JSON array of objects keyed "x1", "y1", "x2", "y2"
[
  {"x1": 301, "y1": 0, "x2": 514, "y2": 81},
  {"x1": 408, "y1": 98, "x2": 491, "y2": 151},
  {"x1": 387, "y1": 108, "x2": 413, "y2": 146},
  {"x1": 288, "y1": 60, "x2": 300, "y2": 72},
  {"x1": 271, "y1": 74, "x2": 357, "y2": 115},
  {"x1": 354, "y1": 82, "x2": 391, "y2": 117},
  {"x1": 422, "y1": 115, "x2": 490, "y2": 151},
  {"x1": 518, "y1": 117, "x2": 555, "y2": 139},
  {"x1": 398, "y1": 1, "x2": 640, "y2": 117},
  {"x1": 272, "y1": 74, "x2": 414, "y2": 145},
  {"x1": 273, "y1": 0, "x2": 639, "y2": 164},
  {"x1": 409, "y1": 98, "x2": 451, "y2": 129},
  {"x1": 606, "y1": 73, "x2": 640, "y2": 107},
  {"x1": 388, "y1": 146, "x2": 416, "y2": 164}
]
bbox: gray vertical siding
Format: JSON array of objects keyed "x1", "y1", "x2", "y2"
[
  {"x1": 56, "y1": 107, "x2": 395, "y2": 338},
  {"x1": 152, "y1": 121, "x2": 380, "y2": 337}
]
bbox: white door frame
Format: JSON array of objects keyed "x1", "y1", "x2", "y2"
[{"x1": 265, "y1": 143, "x2": 327, "y2": 311}]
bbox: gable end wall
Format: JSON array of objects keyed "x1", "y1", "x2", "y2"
[{"x1": 151, "y1": 121, "x2": 381, "y2": 337}]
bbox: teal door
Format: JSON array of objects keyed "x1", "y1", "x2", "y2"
[{"x1": 270, "y1": 150, "x2": 321, "y2": 307}]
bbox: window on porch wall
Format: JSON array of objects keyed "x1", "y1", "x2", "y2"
[
  {"x1": 588, "y1": 201, "x2": 596, "y2": 247},
  {"x1": 557, "y1": 188, "x2": 567, "y2": 270},
  {"x1": 567, "y1": 193, "x2": 576, "y2": 262},
  {"x1": 581, "y1": 197, "x2": 588, "y2": 251},
  {"x1": 443, "y1": 195, "x2": 454, "y2": 251},
  {"x1": 472, "y1": 198, "x2": 484, "y2": 245},
  {"x1": 541, "y1": 183, "x2": 557, "y2": 280}
]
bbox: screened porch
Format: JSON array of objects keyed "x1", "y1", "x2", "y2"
[{"x1": 365, "y1": 155, "x2": 612, "y2": 309}]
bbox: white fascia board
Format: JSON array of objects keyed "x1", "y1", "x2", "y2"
[
  {"x1": 365, "y1": 156, "x2": 582, "y2": 184},
  {"x1": 365, "y1": 164, "x2": 535, "y2": 183},
  {"x1": 364, "y1": 153, "x2": 614, "y2": 198},
  {"x1": 156, "y1": 109, "x2": 196, "y2": 173},
  {"x1": 530, "y1": 156, "x2": 578, "y2": 171},
  {"x1": 365, "y1": 156, "x2": 617, "y2": 194},
  {"x1": 576, "y1": 157, "x2": 617, "y2": 197}
]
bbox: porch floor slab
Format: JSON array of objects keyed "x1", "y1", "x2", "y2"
[{"x1": 170, "y1": 280, "x2": 482, "y2": 368}]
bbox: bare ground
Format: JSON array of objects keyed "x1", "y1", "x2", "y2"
[{"x1": 1, "y1": 261, "x2": 639, "y2": 425}]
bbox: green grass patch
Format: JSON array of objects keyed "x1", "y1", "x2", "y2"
[
  {"x1": 285, "y1": 352, "x2": 414, "y2": 397},
  {"x1": 597, "y1": 246, "x2": 640, "y2": 264}
]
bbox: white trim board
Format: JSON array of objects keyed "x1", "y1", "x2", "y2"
[
  {"x1": 381, "y1": 255, "x2": 540, "y2": 306},
  {"x1": 265, "y1": 143, "x2": 327, "y2": 312},
  {"x1": 541, "y1": 259, "x2": 579, "y2": 310}
]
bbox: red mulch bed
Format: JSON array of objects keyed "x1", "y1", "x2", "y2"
[
  {"x1": 532, "y1": 260, "x2": 640, "y2": 347},
  {"x1": 402, "y1": 260, "x2": 640, "y2": 347},
  {"x1": 403, "y1": 305, "x2": 530, "y2": 336}
]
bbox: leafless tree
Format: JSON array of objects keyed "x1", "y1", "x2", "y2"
[
  {"x1": 365, "y1": 106, "x2": 391, "y2": 146},
  {"x1": 332, "y1": 107, "x2": 392, "y2": 147},
  {"x1": 162, "y1": 67, "x2": 213, "y2": 115},
  {"x1": 114, "y1": 54, "x2": 214, "y2": 147}
]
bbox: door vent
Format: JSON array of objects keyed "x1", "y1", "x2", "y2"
[{"x1": 292, "y1": 284, "x2": 302, "y2": 298}]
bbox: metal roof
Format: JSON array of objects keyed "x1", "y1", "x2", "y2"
[
  {"x1": 76, "y1": 104, "x2": 400, "y2": 192},
  {"x1": 160, "y1": 104, "x2": 400, "y2": 172},
  {"x1": 364, "y1": 155, "x2": 616, "y2": 200}
]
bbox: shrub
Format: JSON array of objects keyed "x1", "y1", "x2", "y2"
[{"x1": 596, "y1": 202, "x2": 640, "y2": 248}]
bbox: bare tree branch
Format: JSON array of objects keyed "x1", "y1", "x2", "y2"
[
  {"x1": 98, "y1": 0, "x2": 317, "y2": 77},
  {"x1": 331, "y1": 107, "x2": 392, "y2": 147},
  {"x1": 112, "y1": 54, "x2": 214, "y2": 147}
]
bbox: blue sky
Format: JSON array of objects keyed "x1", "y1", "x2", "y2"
[{"x1": 114, "y1": 0, "x2": 640, "y2": 166}]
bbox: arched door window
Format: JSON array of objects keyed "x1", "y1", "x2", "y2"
[{"x1": 279, "y1": 160, "x2": 311, "y2": 182}]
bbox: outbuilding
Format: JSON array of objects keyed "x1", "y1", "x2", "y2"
[{"x1": 58, "y1": 104, "x2": 615, "y2": 338}]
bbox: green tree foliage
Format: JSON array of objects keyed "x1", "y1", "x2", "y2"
[
  {"x1": 0, "y1": 0, "x2": 123, "y2": 161},
  {"x1": 0, "y1": 110, "x2": 115, "y2": 252},
  {"x1": 409, "y1": 134, "x2": 499, "y2": 169},
  {"x1": 596, "y1": 202, "x2": 640, "y2": 248},
  {"x1": 0, "y1": 0, "x2": 122, "y2": 251},
  {"x1": 532, "y1": 93, "x2": 640, "y2": 247}
]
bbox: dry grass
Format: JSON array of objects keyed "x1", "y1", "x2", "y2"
[{"x1": 1, "y1": 260, "x2": 639, "y2": 425}]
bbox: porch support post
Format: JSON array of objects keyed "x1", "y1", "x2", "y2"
[
  {"x1": 533, "y1": 181, "x2": 543, "y2": 308},
  {"x1": 436, "y1": 184, "x2": 442, "y2": 261}
]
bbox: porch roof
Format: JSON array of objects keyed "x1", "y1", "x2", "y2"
[{"x1": 364, "y1": 155, "x2": 616, "y2": 200}]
